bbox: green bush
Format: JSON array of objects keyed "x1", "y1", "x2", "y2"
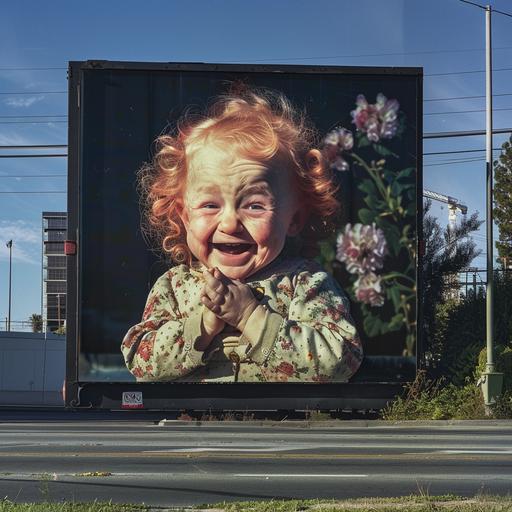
[
  {"x1": 477, "y1": 344, "x2": 512, "y2": 392},
  {"x1": 428, "y1": 270, "x2": 512, "y2": 385},
  {"x1": 382, "y1": 371, "x2": 486, "y2": 420}
]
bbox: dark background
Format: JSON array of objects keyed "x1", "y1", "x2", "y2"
[{"x1": 77, "y1": 64, "x2": 420, "y2": 381}]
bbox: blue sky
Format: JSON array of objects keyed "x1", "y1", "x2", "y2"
[{"x1": 0, "y1": 0, "x2": 511, "y2": 329}]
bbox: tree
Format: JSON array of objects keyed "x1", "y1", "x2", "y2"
[
  {"x1": 494, "y1": 135, "x2": 512, "y2": 269},
  {"x1": 29, "y1": 313, "x2": 43, "y2": 333},
  {"x1": 54, "y1": 324, "x2": 66, "y2": 336},
  {"x1": 422, "y1": 200, "x2": 483, "y2": 374}
]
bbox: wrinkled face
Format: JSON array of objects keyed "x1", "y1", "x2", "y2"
[{"x1": 178, "y1": 143, "x2": 303, "y2": 281}]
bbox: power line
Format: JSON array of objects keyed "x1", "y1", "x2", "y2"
[
  {"x1": 425, "y1": 107, "x2": 512, "y2": 116},
  {"x1": 0, "y1": 91, "x2": 66, "y2": 95},
  {"x1": 424, "y1": 93, "x2": 512, "y2": 102},
  {"x1": 242, "y1": 45, "x2": 512, "y2": 63},
  {"x1": 494, "y1": 9, "x2": 512, "y2": 19},
  {"x1": 0, "y1": 144, "x2": 67, "y2": 150},
  {"x1": 424, "y1": 128, "x2": 512, "y2": 139},
  {"x1": 0, "y1": 154, "x2": 67, "y2": 158},
  {"x1": 424, "y1": 157, "x2": 485, "y2": 167},
  {"x1": 426, "y1": 67, "x2": 512, "y2": 77},
  {"x1": 0, "y1": 67, "x2": 66, "y2": 71},
  {"x1": 459, "y1": 0, "x2": 512, "y2": 18},
  {"x1": 3, "y1": 104, "x2": 512, "y2": 123},
  {"x1": 1, "y1": 169, "x2": 65, "y2": 176},
  {"x1": 2, "y1": 44, "x2": 512, "y2": 70},
  {"x1": 0, "y1": 115, "x2": 66, "y2": 119},
  {"x1": 0, "y1": 174, "x2": 65, "y2": 178},
  {"x1": 424, "y1": 148, "x2": 502, "y2": 155},
  {"x1": 7, "y1": 108, "x2": 512, "y2": 120},
  {"x1": 2, "y1": 90, "x2": 512, "y2": 104},
  {"x1": 0, "y1": 190, "x2": 66, "y2": 193},
  {"x1": 0, "y1": 121, "x2": 67, "y2": 125}
]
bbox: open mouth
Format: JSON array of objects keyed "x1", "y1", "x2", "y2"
[{"x1": 212, "y1": 243, "x2": 253, "y2": 255}]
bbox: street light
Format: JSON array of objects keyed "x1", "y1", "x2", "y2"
[{"x1": 6, "y1": 240, "x2": 12, "y2": 332}]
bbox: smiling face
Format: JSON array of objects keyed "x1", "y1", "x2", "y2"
[{"x1": 178, "y1": 142, "x2": 304, "y2": 281}]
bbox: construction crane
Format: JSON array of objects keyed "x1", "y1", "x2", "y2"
[{"x1": 423, "y1": 189, "x2": 468, "y2": 231}]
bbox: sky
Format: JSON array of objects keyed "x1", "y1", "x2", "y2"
[{"x1": 0, "y1": 0, "x2": 511, "y2": 330}]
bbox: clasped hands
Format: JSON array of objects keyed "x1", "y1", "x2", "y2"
[{"x1": 200, "y1": 267, "x2": 260, "y2": 343}]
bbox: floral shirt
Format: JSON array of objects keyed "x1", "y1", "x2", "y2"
[{"x1": 121, "y1": 257, "x2": 363, "y2": 383}]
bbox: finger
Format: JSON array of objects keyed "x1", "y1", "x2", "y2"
[
  {"x1": 213, "y1": 267, "x2": 234, "y2": 287},
  {"x1": 203, "y1": 268, "x2": 224, "y2": 292},
  {"x1": 203, "y1": 280, "x2": 225, "y2": 304},
  {"x1": 202, "y1": 285, "x2": 224, "y2": 307},
  {"x1": 201, "y1": 295, "x2": 221, "y2": 315}
]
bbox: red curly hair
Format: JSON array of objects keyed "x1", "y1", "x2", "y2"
[{"x1": 139, "y1": 88, "x2": 340, "y2": 265}]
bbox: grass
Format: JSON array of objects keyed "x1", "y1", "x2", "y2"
[
  {"x1": 1, "y1": 495, "x2": 512, "y2": 512},
  {"x1": 380, "y1": 370, "x2": 512, "y2": 421},
  {"x1": 206, "y1": 495, "x2": 512, "y2": 512},
  {"x1": 0, "y1": 503, "x2": 146, "y2": 512}
]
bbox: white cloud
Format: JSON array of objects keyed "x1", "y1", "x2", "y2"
[
  {"x1": 0, "y1": 220, "x2": 40, "y2": 265},
  {"x1": 4, "y1": 95, "x2": 44, "y2": 108},
  {"x1": 0, "y1": 133, "x2": 32, "y2": 146}
]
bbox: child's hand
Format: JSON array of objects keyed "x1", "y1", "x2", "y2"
[
  {"x1": 201, "y1": 307, "x2": 225, "y2": 338},
  {"x1": 202, "y1": 267, "x2": 259, "y2": 332}
]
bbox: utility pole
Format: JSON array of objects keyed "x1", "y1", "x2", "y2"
[
  {"x1": 459, "y1": 1, "x2": 503, "y2": 405},
  {"x1": 6, "y1": 240, "x2": 12, "y2": 332},
  {"x1": 481, "y1": 4, "x2": 503, "y2": 406}
]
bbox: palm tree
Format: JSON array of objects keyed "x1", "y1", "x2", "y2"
[{"x1": 29, "y1": 313, "x2": 43, "y2": 333}]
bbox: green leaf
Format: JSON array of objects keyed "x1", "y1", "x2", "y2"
[
  {"x1": 358, "y1": 208, "x2": 375, "y2": 225},
  {"x1": 358, "y1": 179, "x2": 378, "y2": 198},
  {"x1": 389, "y1": 313, "x2": 405, "y2": 330},
  {"x1": 396, "y1": 167, "x2": 415, "y2": 180},
  {"x1": 391, "y1": 180, "x2": 405, "y2": 197},
  {"x1": 372, "y1": 143, "x2": 399, "y2": 158},
  {"x1": 357, "y1": 134, "x2": 371, "y2": 148},
  {"x1": 363, "y1": 312, "x2": 386, "y2": 337},
  {"x1": 387, "y1": 285, "x2": 402, "y2": 311},
  {"x1": 383, "y1": 224, "x2": 402, "y2": 257}
]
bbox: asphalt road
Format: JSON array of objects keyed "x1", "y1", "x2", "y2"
[{"x1": 0, "y1": 410, "x2": 511, "y2": 506}]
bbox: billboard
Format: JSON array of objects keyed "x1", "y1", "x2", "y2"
[{"x1": 66, "y1": 61, "x2": 422, "y2": 408}]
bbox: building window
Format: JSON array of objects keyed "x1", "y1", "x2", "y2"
[
  {"x1": 47, "y1": 256, "x2": 67, "y2": 268},
  {"x1": 47, "y1": 268, "x2": 66, "y2": 280},
  {"x1": 46, "y1": 281, "x2": 66, "y2": 294},
  {"x1": 44, "y1": 242, "x2": 65, "y2": 254},
  {"x1": 44, "y1": 230, "x2": 66, "y2": 242},
  {"x1": 47, "y1": 218, "x2": 67, "y2": 230}
]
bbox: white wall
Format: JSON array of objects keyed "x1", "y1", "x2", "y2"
[{"x1": 0, "y1": 331, "x2": 65, "y2": 406}]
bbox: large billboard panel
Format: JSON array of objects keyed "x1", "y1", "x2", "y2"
[{"x1": 66, "y1": 62, "x2": 422, "y2": 407}]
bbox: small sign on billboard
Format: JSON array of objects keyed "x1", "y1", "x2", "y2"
[{"x1": 121, "y1": 391, "x2": 144, "y2": 409}]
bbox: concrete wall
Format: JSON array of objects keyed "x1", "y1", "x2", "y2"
[{"x1": 0, "y1": 331, "x2": 65, "y2": 406}]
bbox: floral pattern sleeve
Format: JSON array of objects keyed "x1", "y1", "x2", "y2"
[
  {"x1": 120, "y1": 269, "x2": 206, "y2": 381},
  {"x1": 241, "y1": 268, "x2": 363, "y2": 382}
]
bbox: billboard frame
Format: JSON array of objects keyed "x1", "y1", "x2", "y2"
[{"x1": 66, "y1": 60, "x2": 423, "y2": 410}]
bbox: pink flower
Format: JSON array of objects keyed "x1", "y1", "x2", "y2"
[
  {"x1": 354, "y1": 272, "x2": 385, "y2": 307},
  {"x1": 336, "y1": 223, "x2": 387, "y2": 275},
  {"x1": 322, "y1": 127, "x2": 354, "y2": 171},
  {"x1": 137, "y1": 339, "x2": 153, "y2": 362},
  {"x1": 351, "y1": 93, "x2": 399, "y2": 143},
  {"x1": 276, "y1": 361, "x2": 295, "y2": 377}
]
